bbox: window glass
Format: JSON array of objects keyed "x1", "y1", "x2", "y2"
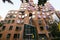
[
  {"x1": 10, "y1": 15, "x2": 13, "y2": 18},
  {"x1": 12, "y1": 20, "x2": 15, "y2": 23},
  {"x1": 16, "y1": 26, "x2": 22, "y2": 31},
  {"x1": 14, "y1": 34, "x2": 20, "y2": 38},
  {"x1": 0, "y1": 34, "x2": 2, "y2": 38},
  {"x1": 2, "y1": 26, "x2": 6, "y2": 31},
  {"x1": 23, "y1": 24, "x2": 37, "y2": 40},
  {"x1": 29, "y1": 13, "x2": 32, "y2": 17},
  {"x1": 9, "y1": 26, "x2": 13, "y2": 30},
  {"x1": 19, "y1": 11, "x2": 25, "y2": 15},
  {"x1": 6, "y1": 34, "x2": 11, "y2": 38},
  {"x1": 40, "y1": 26, "x2": 44, "y2": 30},
  {"x1": 7, "y1": 20, "x2": 11, "y2": 24}
]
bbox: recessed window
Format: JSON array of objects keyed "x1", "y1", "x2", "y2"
[
  {"x1": 4, "y1": 20, "x2": 7, "y2": 23},
  {"x1": 26, "y1": 0, "x2": 28, "y2": 3},
  {"x1": 40, "y1": 26, "x2": 44, "y2": 31},
  {"x1": 10, "y1": 15, "x2": 13, "y2": 18},
  {"x1": 2, "y1": 26, "x2": 6, "y2": 31},
  {"x1": 6, "y1": 34, "x2": 11, "y2": 38},
  {"x1": 29, "y1": 13, "x2": 32, "y2": 17},
  {"x1": 14, "y1": 34, "x2": 20, "y2": 38},
  {"x1": 9, "y1": 26, "x2": 13, "y2": 30},
  {"x1": 0, "y1": 34, "x2": 2, "y2": 38},
  {"x1": 19, "y1": 11, "x2": 25, "y2": 15},
  {"x1": 7, "y1": 20, "x2": 11, "y2": 24},
  {"x1": 16, "y1": 26, "x2": 22, "y2": 31},
  {"x1": 12, "y1": 20, "x2": 15, "y2": 23}
]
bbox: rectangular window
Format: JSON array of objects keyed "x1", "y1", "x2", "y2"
[
  {"x1": 23, "y1": 24, "x2": 37, "y2": 40},
  {"x1": 9, "y1": 26, "x2": 13, "y2": 30},
  {"x1": 12, "y1": 20, "x2": 15, "y2": 23},
  {"x1": 6, "y1": 34, "x2": 11, "y2": 38},
  {"x1": 14, "y1": 34, "x2": 20, "y2": 38},
  {"x1": 40, "y1": 26, "x2": 44, "y2": 31},
  {"x1": 7, "y1": 20, "x2": 11, "y2": 24},
  {"x1": 2, "y1": 26, "x2": 6, "y2": 31},
  {"x1": 16, "y1": 26, "x2": 21, "y2": 31},
  {"x1": 10, "y1": 15, "x2": 13, "y2": 18},
  {"x1": 19, "y1": 11, "x2": 25, "y2": 15},
  {"x1": 0, "y1": 34, "x2": 2, "y2": 38}
]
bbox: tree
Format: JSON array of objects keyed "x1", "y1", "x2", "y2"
[
  {"x1": 2, "y1": 0, "x2": 13, "y2": 4},
  {"x1": 38, "y1": 0, "x2": 47, "y2": 6},
  {"x1": 0, "y1": 22, "x2": 3, "y2": 27}
]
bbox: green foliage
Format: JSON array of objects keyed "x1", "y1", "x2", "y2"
[
  {"x1": 26, "y1": 0, "x2": 28, "y2": 3},
  {"x1": 0, "y1": 22, "x2": 3, "y2": 27},
  {"x1": 48, "y1": 21, "x2": 60, "y2": 39},
  {"x1": 38, "y1": 0, "x2": 47, "y2": 6}
]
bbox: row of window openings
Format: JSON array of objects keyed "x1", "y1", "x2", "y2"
[
  {"x1": 0, "y1": 34, "x2": 20, "y2": 39},
  {"x1": 5, "y1": 20, "x2": 24, "y2": 24},
  {"x1": 6, "y1": 13, "x2": 50, "y2": 19},
  {"x1": 5, "y1": 20, "x2": 15, "y2": 24},
  {"x1": 4, "y1": 19, "x2": 43, "y2": 25},
  {"x1": 7, "y1": 11, "x2": 50, "y2": 18},
  {"x1": 0, "y1": 26, "x2": 22, "y2": 31},
  {"x1": 6, "y1": 14, "x2": 48, "y2": 19}
]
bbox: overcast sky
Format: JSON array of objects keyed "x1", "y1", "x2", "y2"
[{"x1": 0, "y1": 0, "x2": 60, "y2": 20}]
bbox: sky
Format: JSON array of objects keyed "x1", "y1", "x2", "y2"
[{"x1": 0, "y1": 0, "x2": 60, "y2": 20}]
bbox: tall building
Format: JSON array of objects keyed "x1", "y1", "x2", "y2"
[{"x1": 0, "y1": 0, "x2": 58, "y2": 40}]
